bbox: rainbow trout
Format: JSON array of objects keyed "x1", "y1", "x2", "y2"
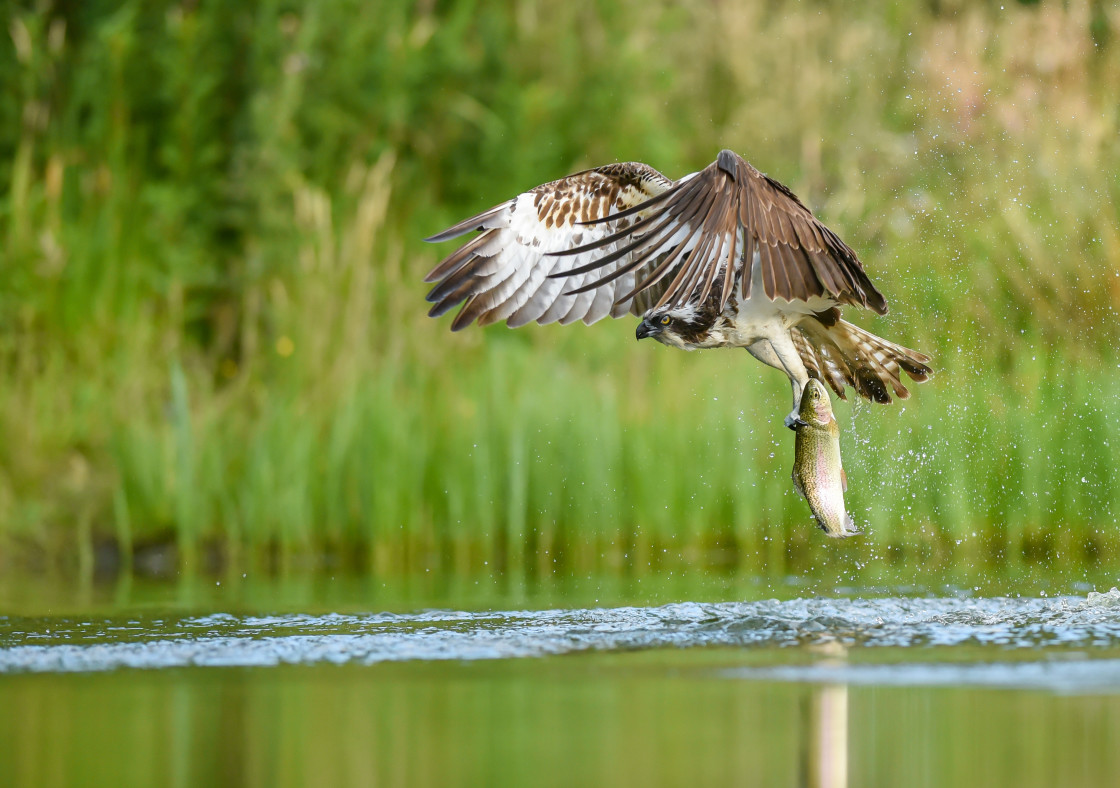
[{"x1": 791, "y1": 379, "x2": 860, "y2": 538}]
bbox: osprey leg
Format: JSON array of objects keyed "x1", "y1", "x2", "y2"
[{"x1": 747, "y1": 335, "x2": 811, "y2": 429}]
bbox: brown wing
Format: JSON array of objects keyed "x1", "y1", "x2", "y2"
[
  {"x1": 423, "y1": 163, "x2": 674, "y2": 331},
  {"x1": 557, "y1": 150, "x2": 889, "y2": 315}
]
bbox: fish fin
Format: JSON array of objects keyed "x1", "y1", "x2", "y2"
[
  {"x1": 844, "y1": 513, "x2": 860, "y2": 536},
  {"x1": 791, "y1": 470, "x2": 805, "y2": 501},
  {"x1": 840, "y1": 466, "x2": 848, "y2": 493}
]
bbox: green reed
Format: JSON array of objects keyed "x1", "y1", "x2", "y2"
[{"x1": 1, "y1": 1, "x2": 1118, "y2": 574}]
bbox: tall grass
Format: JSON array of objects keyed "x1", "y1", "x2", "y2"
[{"x1": 1, "y1": 0, "x2": 1119, "y2": 575}]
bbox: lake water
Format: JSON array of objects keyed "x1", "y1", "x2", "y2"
[{"x1": 2, "y1": 571, "x2": 1119, "y2": 787}]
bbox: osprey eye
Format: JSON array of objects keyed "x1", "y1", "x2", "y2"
[{"x1": 659, "y1": 315, "x2": 672, "y2": 326}]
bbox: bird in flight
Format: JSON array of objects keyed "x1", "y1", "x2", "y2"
[{"x1": 424, "y1": 150, "x2": 931, "y2": 426}]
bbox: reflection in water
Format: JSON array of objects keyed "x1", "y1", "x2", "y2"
[
  {"x1": 802, "y1": 643, "x2": 848, "y2": 788},
  {"x1": 808, "y1": 684, "x2": 848, "y2": 788},
  {"x1": 3, "y1": 654, "x2": 1119, "y2": 788}
]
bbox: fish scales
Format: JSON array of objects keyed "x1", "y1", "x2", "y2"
[{"x1": 791, "y1": 378, "x2": 860, "y2": 538}]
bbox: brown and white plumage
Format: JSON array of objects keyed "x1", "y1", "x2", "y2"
[
  {"x1": 424, "y1": 162, "x2": 674, "y2": 329},
  {"x1": 425, "y1": 149, "x2": 931, "y2": 425}
]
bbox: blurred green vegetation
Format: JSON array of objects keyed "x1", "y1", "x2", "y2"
[{"x1": 2, "y1": 0, "x2": 1119, "y2": 576}]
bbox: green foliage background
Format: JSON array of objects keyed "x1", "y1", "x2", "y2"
[{"x1": 2, "y1": 0, "x2": 1119, "y2": 576}]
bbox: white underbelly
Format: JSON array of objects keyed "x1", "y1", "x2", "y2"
[{"x1": 725, "y1": 254, "x2": 836, "y2": 345}]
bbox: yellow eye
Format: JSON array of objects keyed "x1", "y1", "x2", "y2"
[{"x1": 660, "y1": 315, "x2": 672, "y2": 326}]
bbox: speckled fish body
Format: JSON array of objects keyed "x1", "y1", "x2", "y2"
[{"x1": 791, "y1": 379, "x2": 860, "y2": 538}]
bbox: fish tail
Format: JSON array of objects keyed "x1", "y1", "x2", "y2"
[
  {"x1": 819, "y1": 512, "x2": 861, "y2": 538},
  {"x1": 844, "y1": 513, "x2": 861, "y2": 536}
]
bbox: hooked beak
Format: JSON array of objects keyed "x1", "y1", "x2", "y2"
[{"x1": 635, "y1": 320, "x2": 660, "y2": 341}]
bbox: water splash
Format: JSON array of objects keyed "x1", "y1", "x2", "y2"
[{"x1": 2, "y1": 590, "x2": 1119, "y2": 683}]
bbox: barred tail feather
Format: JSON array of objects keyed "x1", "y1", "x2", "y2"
[{"x1": 794, "y1": 319, "x2": 932, "y2": 404}]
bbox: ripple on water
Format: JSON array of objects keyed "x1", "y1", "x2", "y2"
[{"x1": 1, "y1": 589, "x2": 1119, "y2": 688}]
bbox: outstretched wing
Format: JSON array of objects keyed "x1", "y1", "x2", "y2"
[
  {"x1": 558, "y1": 149, "x2": 889, "y2": 315},
  {"x1": 424, "y1": 162, "x2": 674, "y2": 331}
]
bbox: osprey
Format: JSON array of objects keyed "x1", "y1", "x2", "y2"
[{"x1": 424, "y1": 150, "x2": 931, "y2": 427}]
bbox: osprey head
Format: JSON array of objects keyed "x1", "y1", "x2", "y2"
[{"x1": 635, "y1": 305, "x2": 707, "y2": 349}]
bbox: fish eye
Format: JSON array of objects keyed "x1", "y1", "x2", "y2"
[{"x1": 659, "y1": 315, "x2": 672, "y2": 326}]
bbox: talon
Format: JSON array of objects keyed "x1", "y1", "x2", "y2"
[{"x1": 784, "y1": 414, "x2": 808, "y2": 431}]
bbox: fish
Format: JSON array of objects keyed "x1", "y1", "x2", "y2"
[{"x1": 791, "y1": 378, "x2": 860, "y2": 538}]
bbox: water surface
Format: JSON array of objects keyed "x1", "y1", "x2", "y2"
[
  {"x1": 3, "y1": 591, "x2": 1120, "y2": 682},
  {"x1": 2, "y1": 575, "x2": 1119, "y2": 788}
]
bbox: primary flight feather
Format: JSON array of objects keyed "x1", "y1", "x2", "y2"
[{"x1": 424, "y1": 150, "x2": 931, "y2": 426}]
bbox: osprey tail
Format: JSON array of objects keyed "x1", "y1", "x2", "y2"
[{"x1": 793, "y1": 318, "x2": 932, "y2": 404}]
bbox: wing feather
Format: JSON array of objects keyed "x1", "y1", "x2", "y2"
[
  {"x1": 424, "y1": 150, "x2": 889, "y2": 333},
  {"x1": 424, "y1": 229, "x2": 504, "y2": 285},
  {"x1": 619, "y1": 229, "x2": 696, "y2": 303},
  {"x1": 580, "y1": 151, "x2": 889, "y2": 314},
  {"x1": 538, "y1": 291, "x2": 577, "y2": 325},
  {"x1": 478, "y1": 251, "x2": 552, "y2": 327},
  {"x1": 424, "y1": 163, "x2": 673, "y2": 329},
  {"x1": 423, "y1": 203, "x2": 510, "y2": 245},
  {"x1": 583, "y1": 285, "x2": 616, "y2": 325},
  {"x1": 507, "y1": 274, "x2": 569, "y2": 327},
  {"x1": 558, "y1": 286, "x2": 597, "y2": 325}
]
